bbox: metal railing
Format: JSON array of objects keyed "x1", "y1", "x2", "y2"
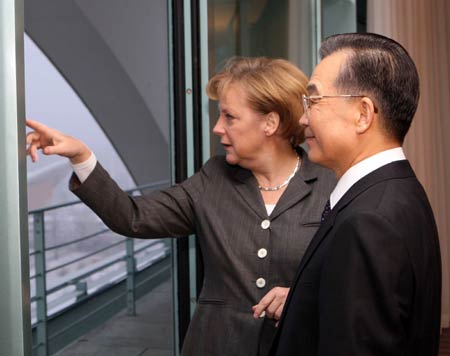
[{"x1": 28, "y1": 180, "x2": 171, "y2": 355}]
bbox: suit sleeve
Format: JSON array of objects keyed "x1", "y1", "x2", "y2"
[
  {"x1": 69, "y1": 161, "x2": 211, "y2": 238},
  {"x1": 317, "y1": 211, "x2": 413, "y2": 356}
]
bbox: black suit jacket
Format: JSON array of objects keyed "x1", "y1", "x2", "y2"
[{"x1": 268, "y1": 160, "x2": 441, "y2": 356}]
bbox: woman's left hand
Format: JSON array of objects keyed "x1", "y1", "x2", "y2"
[{"x1": 252, "y1": 286, "x2": 289, "y2": 321}]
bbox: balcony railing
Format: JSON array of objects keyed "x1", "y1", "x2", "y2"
[{"x1": 28, "y1": 180, "x2": 171, "y2": 355}]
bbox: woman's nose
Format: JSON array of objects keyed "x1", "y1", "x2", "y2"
[{"x1": 212, "y1": 117, "x2": 224, "y2": 136}]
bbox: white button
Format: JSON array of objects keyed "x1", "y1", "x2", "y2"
[
  {"x1": 259, "y1": 311, "x2": 266, "y2": 318},
  {"x1": 256, "y1": 277, "x2": 266, "y2": 288},
  {"x1": 261, "y1": 220, "x2": 270, "y2": 229},
  {"x1": 257, "y1": 248, "x2": 268, "y2": 258}
]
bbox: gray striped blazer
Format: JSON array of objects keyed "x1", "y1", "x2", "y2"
[{"x1": 70, "y1": 148, "x2": 336, "y2": 356}]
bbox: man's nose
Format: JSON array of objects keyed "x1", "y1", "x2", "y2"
[{"x1": 299, "y1": 112, "x2": 309, "y2": 126}]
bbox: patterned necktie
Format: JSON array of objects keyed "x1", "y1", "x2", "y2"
[{"x1": 321, "y1": 199, "x2": 331, "y2": 223}]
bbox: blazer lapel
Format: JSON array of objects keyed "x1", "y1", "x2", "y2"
[
  {"x1": 230, "y1": 148, "x2": 319, "y2": 219},
  {"x1": 292, "y1": 212, "x2": 335, "y2": 280},
  {"x1": 232, "y1": 166, "x2": 268, "y2": 219},
  {"x1": 270, "y1": 148, "x2": 319, "y2": 219}
]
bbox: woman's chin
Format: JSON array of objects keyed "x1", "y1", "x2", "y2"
[{"x1": 225, "y1": 154, "x2": 239, "y2": 165}]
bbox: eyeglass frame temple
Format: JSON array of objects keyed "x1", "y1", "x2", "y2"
[{"x1": 301, "y1": 94, "x2": 378, "y2": 114}]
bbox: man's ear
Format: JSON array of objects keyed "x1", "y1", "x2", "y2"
[
  {"x1": 264, "y1": 112, "x2": 280, "y2": 136},
  {"x1": 355, "y1": 97, "x2": 377, "y2": 134}
]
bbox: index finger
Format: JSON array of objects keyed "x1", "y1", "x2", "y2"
[
  {"x1": 26, "y1": 119, "x2": 49, "y2": 132},
  {"x1": 253, "y1": 290, "x2": 276, "y2": 316}
]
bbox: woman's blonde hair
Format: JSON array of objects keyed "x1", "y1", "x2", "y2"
[{"x1": 206, "y1": 57, "x2": 308, "y2": 147}]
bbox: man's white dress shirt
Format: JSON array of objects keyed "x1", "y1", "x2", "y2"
[{"x1": 330, "y1": 147, "x2": 406, "y2": 209}]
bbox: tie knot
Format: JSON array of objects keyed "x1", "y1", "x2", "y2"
[{"x1": 321, "y1": 199, "x2": 331, "y2": 223}]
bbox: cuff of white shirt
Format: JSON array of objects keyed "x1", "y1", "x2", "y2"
[{"x1": 70, "y1": 152, "x2": 97, "y2": 183}]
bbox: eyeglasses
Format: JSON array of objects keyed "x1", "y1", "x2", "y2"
[{"x1": 302, "y1": 94, "x2": 377, "y2": 118}]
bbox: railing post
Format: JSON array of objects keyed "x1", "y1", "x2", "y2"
[
  {"x1": 34, "y1": 211, "x2": 48, "y2": 356},
  {"x1": 126, "y1": 238, "x2": 136, "y2": 316},
  {"x1": 76, "y1": 281, "x2": 88, "y2": 302}
]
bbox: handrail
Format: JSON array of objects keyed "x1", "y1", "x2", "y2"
[
  {"x1": 42, "y1": 240, "x2": 165, "y2": 296},
  {"x1": 29, "y1": 179, "x2": 172, "y2": 355},
  {"x1": 45, "y1": 227, "x2": 110, "y2": 252},
  {"x1": 30, "y1": 228, "x2": 114, "y2": 279},
  {"x1": 46, "y1": 239, "x2": 125, "y2": 274}
]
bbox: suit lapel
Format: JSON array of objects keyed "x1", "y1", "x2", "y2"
[
  {"x1": 294, "y1": 160, "x2": 415, "y2": 280},
  {"x1": 277, "y1": 160, "x2": 416, "y2": 331},
  {"x1": 275, "y1": 213, "x2": 336, "y2": 333}
]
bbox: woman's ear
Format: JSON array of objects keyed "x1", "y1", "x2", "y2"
[
  {"x1": 264, "y1": 112, "x2": 280, "y2": 136},
  {"x1": 355, "y1": 97, "x2": 377, "y2": 134}
]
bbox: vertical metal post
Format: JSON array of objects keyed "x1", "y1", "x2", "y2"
[
  {"x1": 0, "y1": 0, "x2": 31, "y2": 355},
  {"x1": 183, "y1": 0, "x2": 199, "y2": 320},
  {"x1": 199, "y1": 0, "x2": 210, "y2": 165},
  {"x1": 33, "y1": 212, "x2": 48, "y2": 356},
  {"x1": 171, "y1": 0, "x2": 191, "y2": 351},
  {"x1": 312, "y1": 0, "x2": 322, "y2": 66},
  {"x1": 126, "y1": 238, "x2": 136, "y2": 316},
  {"x1": 75, "y1": 282, "x2": 87, "y2": 302}
]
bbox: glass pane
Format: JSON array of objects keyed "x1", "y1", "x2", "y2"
[
  {"x1": 322, "y1": 0, "x2": 357, "y2": 38},
  {"x1": 25, "y1": 0, "x2": 173, "y2": 354},
  {"x1": 207, "y1": 0, "x2": 317, "y2": 156},
  {"x1": 25, "y1": 35, "x2": 136, "y2": 210}
]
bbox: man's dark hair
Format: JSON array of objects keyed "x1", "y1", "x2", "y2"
[{"x1": 319, "y1": 33, "x2": 419, "y2": 143}]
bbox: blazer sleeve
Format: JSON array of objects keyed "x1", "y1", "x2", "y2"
[
  {"x1": 317, "y1": 211, "x2": 413, "y2": 356},
  {"x1": 69, "y1": 160, "x2": 211, "y2": 238}
]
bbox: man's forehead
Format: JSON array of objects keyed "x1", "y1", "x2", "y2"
[{"x1": 307, "y1": 51, "x2": 349, "y2": 94}]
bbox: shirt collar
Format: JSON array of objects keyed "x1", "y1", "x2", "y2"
[{"x1": 330, "y1": 147, "x2": 406, "y2": 209}]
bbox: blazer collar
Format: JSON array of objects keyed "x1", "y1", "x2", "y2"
[
  {"x1": 270, "y1": 148, "x2": 320, "y2": 219},
  {"x1": 230, "y1": 147, "x2": 321, "y2": 219},
  {"x1": 231, "y1": 167, "x2": 267, "y2": 218}
]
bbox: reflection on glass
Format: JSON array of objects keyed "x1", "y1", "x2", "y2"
[{"x1": 322, "y1": 0, "x2": 357, "y2": 38}]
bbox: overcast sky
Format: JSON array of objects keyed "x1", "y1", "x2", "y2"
[{"x1": 25, "y1": 34, "x2": 135, "y2": 209}]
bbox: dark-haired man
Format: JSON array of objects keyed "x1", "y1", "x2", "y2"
[{"x1": 267, "y1": 33, "x2": 441, "y2": 356}]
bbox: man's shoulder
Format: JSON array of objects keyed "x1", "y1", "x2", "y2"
[{"x1": 336, "y1": 170, "x2": 435, "y2": 241}]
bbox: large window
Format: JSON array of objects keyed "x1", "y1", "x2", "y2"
[{"x1": 25, "y1": 0, "x2": 174, "y2": 354}]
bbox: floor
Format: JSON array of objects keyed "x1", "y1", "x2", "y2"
[{"x1": 56, "y1": 278, "x2": 173, "y2": 356}]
